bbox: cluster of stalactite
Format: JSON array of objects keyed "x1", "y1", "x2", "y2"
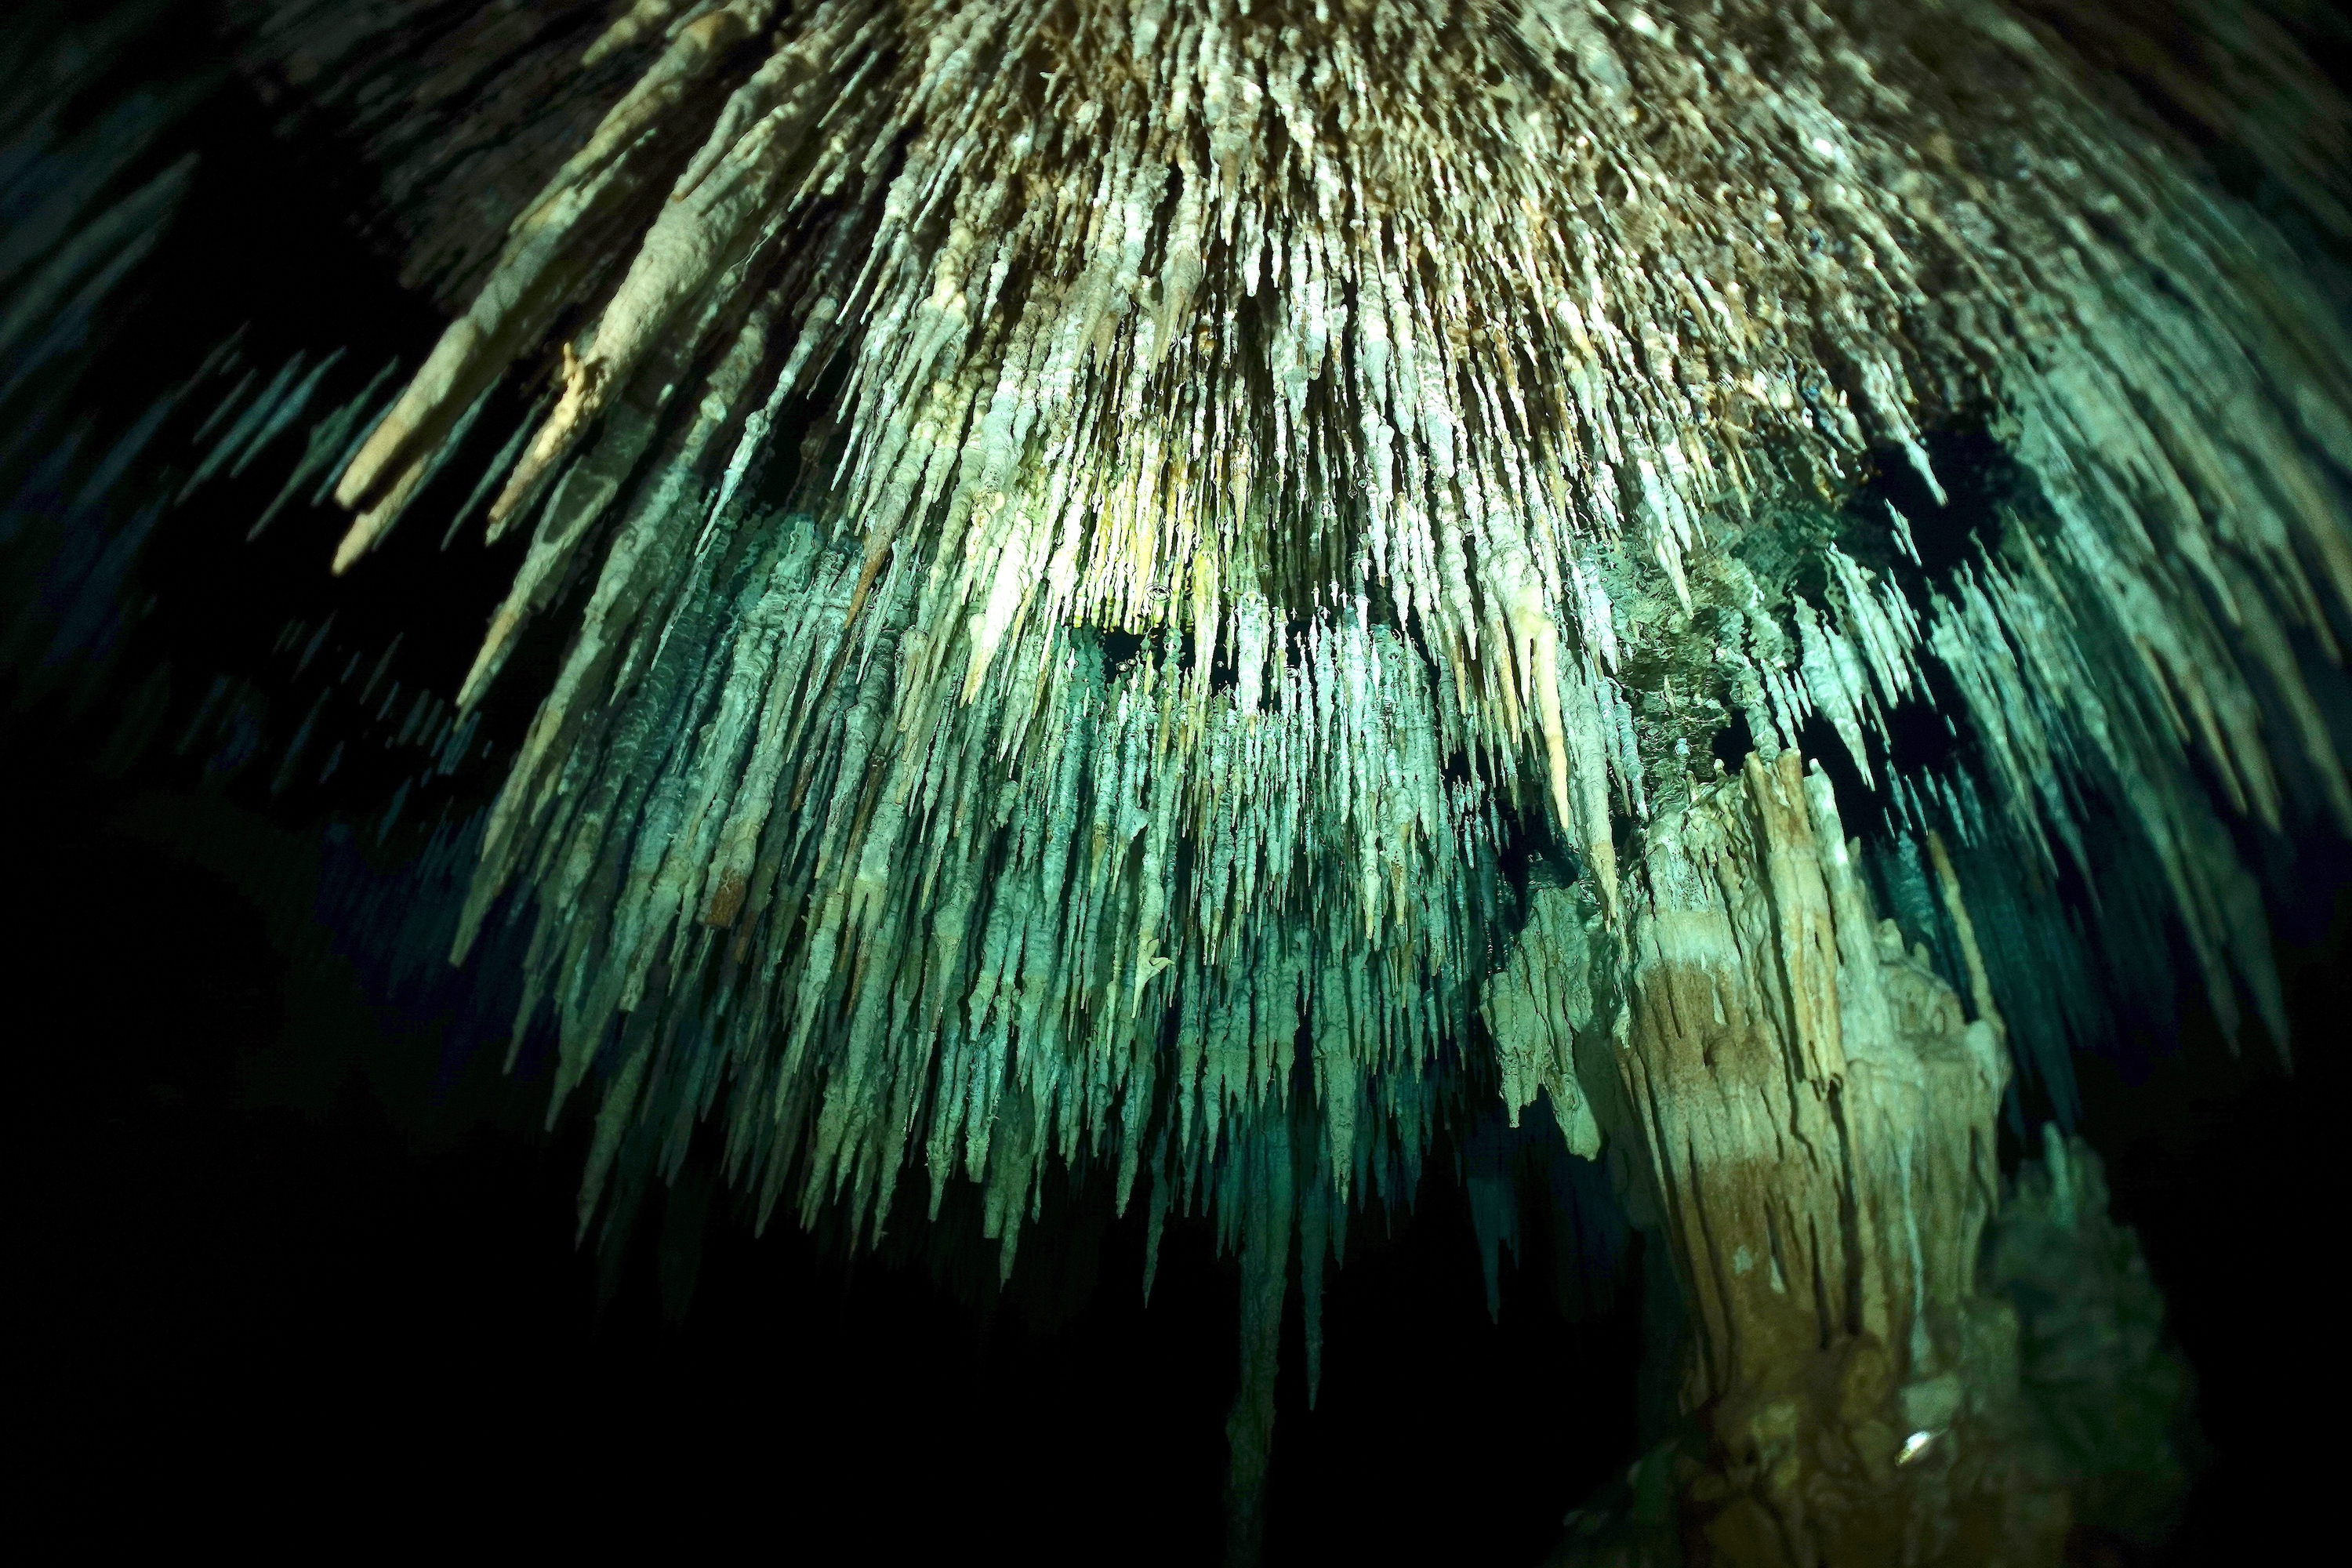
[
  {"x1": 5, "y1": 2, "x2": 2347, "y2": 1555},
  {"x1": 198, "y1": 0, "x2": 2349, "y2": 1281}
]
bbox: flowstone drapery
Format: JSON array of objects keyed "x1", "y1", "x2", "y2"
[
  {"x1": 6, "y1": 0, "x2": 2343, "y2": 1559},
  {"x1": 1603, "y1": 753, "x2": 2057, "y2": 1562}
]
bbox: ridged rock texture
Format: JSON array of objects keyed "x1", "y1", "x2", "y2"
[
  {"x1": 1596, "y1": 756, "x2": 2055, "y2": 1561},
  {"x1": 6, "y1": 1, "x2": 2346, "y2": 1562}
]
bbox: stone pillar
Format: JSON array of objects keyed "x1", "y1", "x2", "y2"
[{"x1": 1595, "y1": 752, "x2": 2067, "y2": 1566}]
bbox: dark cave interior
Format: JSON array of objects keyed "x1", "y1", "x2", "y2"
[
  {"x1": 5, "y1": 3, "x2": 2346, "y2": 1560},
  {"x1": 7, "y1": 705, "x2": 2339, "y2": 1560}
]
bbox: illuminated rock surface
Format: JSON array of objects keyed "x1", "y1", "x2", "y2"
[{"x1": 5, "y1": 2, "x2": 2343, "y2": 1561}]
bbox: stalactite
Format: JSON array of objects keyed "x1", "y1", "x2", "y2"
[
  {"x1": 219, "y1": 0, "x2": 2346, "y2": 1325},
  {"x1": 9, "y1": 2, "x2": 2348, "y2": 1559},
  {"x1": 1224, "y1": 1120, "x2": 1293, "y2": 1568}
]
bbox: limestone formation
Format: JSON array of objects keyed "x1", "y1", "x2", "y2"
[{"x1": 5, "y1": 2, "x2": 2342, "y2": 1561}]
